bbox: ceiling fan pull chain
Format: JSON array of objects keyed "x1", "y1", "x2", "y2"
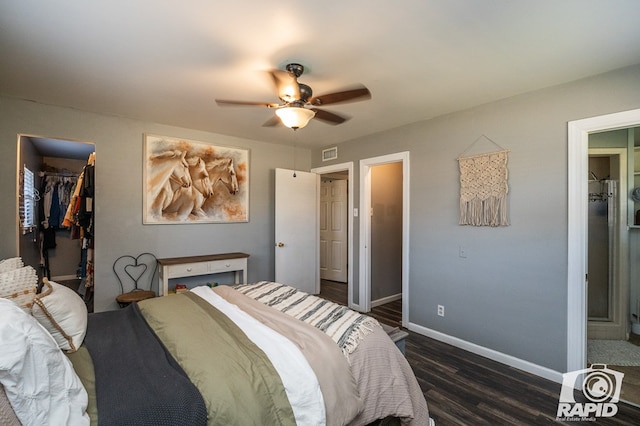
[{"x1": 292, "y1": 129, "x2": 298, "y2": 178}]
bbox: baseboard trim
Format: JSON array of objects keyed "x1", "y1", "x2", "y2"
[
  {"x1": 408, "y1": 322, "x2": 564, "y2": 384},
  {"x1": 371, "y1": 292, "x2": 401, "y2": 308},
  {"x1": 50, "y1": 274, "x2": 78, "y2": 281}
]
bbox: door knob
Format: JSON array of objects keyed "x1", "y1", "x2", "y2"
[{"x1": 277, "y1": 242, "x2": 285, "y2": 247}]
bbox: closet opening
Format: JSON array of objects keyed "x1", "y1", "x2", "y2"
[{"x1": 17, "y1": 134, "x2": 95, "y2": 311}]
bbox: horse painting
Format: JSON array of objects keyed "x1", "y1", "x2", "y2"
[
  {"x1": 144, "y1": 135, "x2": 248, "y2": 223},
  {"x1": 161, "y1": 157, "x2": 216, "y2": 220},
  {"x1": 206, "y1": 158, "x2": 239, "y2": 195},
  {"x1": 146, "y1": 150, "x2": 192, "y2": 218}
]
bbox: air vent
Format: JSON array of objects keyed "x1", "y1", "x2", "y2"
[{"x1": 322, "y1": 147, "x2": 338, "y2": 162}]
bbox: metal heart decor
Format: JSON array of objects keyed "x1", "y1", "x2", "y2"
[
  {"x1": 113, "y1": 253, "x2": 158, "y2": 293},
  {"x1": 125, "y1": 263, "x2": 147, "y2": 283}
]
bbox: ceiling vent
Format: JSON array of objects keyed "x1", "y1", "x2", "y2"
[{"x1": 322, "y1": 147, "x2": 338, "y2": 162}]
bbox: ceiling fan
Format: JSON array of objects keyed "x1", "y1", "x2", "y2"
[{"x1": 215, "y1": 63, "x2": 371, "y2": 129}]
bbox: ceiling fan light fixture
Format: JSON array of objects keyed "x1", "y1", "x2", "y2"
[{"x1": 276, "y1": 107, "x2": 315, "y2": 129}]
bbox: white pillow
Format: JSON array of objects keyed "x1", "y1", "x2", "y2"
[
  {"x1": 0, "y1": 257, "x2": 23, "y2": 273},
  {"x1": 0, "y1": 265, "x2": 37, "y2": 312},
  {"x1": 0, "y1": 298, "x2": 89, "y2": 426},
  {"x1": 31, "y1": 279, "x2": 88, "y2": 353}
]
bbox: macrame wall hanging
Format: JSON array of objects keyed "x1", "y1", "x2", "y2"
[{"x1": 457, "y1": 135, "x2": 510, "y2": 227}]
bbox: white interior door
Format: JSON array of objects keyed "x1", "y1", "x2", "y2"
[
  {"x1": 320, "y1": 179, "x2": 348, "y2": 282},
  {"x1": 275, "y1": 168, "x2": 320, "y2": 294}
]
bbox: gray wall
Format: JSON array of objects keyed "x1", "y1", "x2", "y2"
[
  {"x1": 0, "y1": 97, "x2": 310, "y2": 312},
  {"x1": 312, "y1": 64, "x2": 640, "y2": 373}
]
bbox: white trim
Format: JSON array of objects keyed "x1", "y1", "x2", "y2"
[
  {"x1": 409, "y1": 322, "x2": 563, "y2": 384},
  {"x1": 567, "y1": 108, "x2": 640, "y2": 373},
  {"x1": 371, "y1": 292, "x2": 402, "y2": 308},
  {"x1": 15, "y1": 135, "x2": 21, "y2": 256},
  {"x1": 311, "y1": 162, "x2": 356, "y2": 310},
  {"x1": 359, "y1": 152, "x2": 410, "y2": 327}
]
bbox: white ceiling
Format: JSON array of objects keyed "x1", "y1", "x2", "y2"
[{"x1": 2, "y1": 1, "x2": 640, "y2": 149}]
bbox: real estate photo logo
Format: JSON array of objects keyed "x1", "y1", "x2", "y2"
[{"x1": 556, "y1": 364, "x2": 624, "y2": 421}]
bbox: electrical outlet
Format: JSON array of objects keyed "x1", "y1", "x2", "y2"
[
  {"x1": 437, "y1": 304, "x2": 445, "y2": 317},
  {"x1": 459, "y1": 246, "x2": 467, "y2": 258}
]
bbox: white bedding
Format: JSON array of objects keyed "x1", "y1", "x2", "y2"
[
  {"x1": 191, "y1": 286, "x2": 326, "y2": 425},
  {"x1": 0, "y1": 298, "x2": 89, "y2": 426}
]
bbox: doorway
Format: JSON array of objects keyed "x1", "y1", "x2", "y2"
[
  {"x1": 370, "y1": 162, "x2": 403, "y2": 306},
  {"x1": 568, "y1": 110, "x2": 640, "y2": 406},
  {"x1": 568, "y1": 109, "x2": 640, "y2": 372},
  {"x1": 311, "y1": 162, "x2": 355, "y2": 309},
  {"x1": 320, "y1": 174, "x2": 348, "y2": 283},
  {"x1": 17, "y1": 134, "x2": 95, "y2": 307},
  {"x1": 360, "y1": 152, "x2": 409, "y2": 327}
]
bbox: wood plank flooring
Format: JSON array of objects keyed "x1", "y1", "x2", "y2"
[
  {"x1": 320, "y1": 280, "x2": 640, "y2": 425},
  {"x1": 601, "y1": 332, "x2": 640, "y2": 406}
]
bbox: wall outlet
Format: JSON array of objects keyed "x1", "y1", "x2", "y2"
[
  {"x1": 459, "y1": 246, "x2": 467, "y2": 258},
  {"x1": 437, "y1": 304, "x2": 445, "y2": 317}
]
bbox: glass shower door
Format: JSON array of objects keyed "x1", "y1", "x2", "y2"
[{"x1": 588, "y1": 179, "x2": 616, "y2": 321}]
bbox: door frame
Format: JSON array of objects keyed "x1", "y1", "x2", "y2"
[
  {"x1": 568, "y1": 108, "x2": 640, "y2": 373},
  {"x1": 360, "y1": 152, "x2": 409, "y2": 327},
  {"x1": 311, "y1": 162, "x2": 355, "y2": 308}
]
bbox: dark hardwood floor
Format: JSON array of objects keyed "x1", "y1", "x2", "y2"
[{"x1": 320, "y1": 280, "x2": 640, "y2": 425}]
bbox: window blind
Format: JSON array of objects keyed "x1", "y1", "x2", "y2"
[{"x1": 20, "y1": 165, "x2": 36, "y2": 232}]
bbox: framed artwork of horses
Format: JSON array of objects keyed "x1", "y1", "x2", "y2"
[{"x1": 143, "y1": 134, "x2": 249, "y2": 224}]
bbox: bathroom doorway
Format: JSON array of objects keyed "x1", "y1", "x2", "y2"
[{"x1": 587, "y1": 135, "x2": 640, "y2": 406}]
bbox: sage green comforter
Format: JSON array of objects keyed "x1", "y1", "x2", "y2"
[{"x1": 138, "y1": 292, "x2": 296, "y2": 425}]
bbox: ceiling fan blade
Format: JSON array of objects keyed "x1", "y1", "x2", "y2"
[
  {"x1": 216, "y1": 99, "x2": 280, "y2": 108},
  {"x1": 311, "y1": 108, "x2": 349, "y2": 125},
  {"x1": 262, "y1": 115, "x2": 282, "y2": 127},
  {"x1": 269, "y1": 69, "x2": 300, "y2": 103},
  {"x1": 309, "y1": 86, "x2": 371, "y2": 106}
]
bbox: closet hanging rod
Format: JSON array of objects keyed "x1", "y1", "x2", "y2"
[{"x1": 39, "y1": 171, "x2": 79, "y2": 178}]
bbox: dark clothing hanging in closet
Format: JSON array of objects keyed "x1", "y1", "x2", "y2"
[
  {"x1": 48, "y1": 187, "x2": 61, "y2": 227},
  {"x1": 41, "y1": 227, "x2": 56, "y2": 250}
]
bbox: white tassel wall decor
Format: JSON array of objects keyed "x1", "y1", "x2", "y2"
[{"x1": 458, "y1": 149, "x2": 509, "y2": 227}]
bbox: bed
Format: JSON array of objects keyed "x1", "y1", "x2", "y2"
[{"x1": 0, "y1": 275, "x2": 430, "y2": 425}]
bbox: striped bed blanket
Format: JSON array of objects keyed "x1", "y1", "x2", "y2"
[{"x1": 234, "y1": 282, "x2": 381, "y2": 357}]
